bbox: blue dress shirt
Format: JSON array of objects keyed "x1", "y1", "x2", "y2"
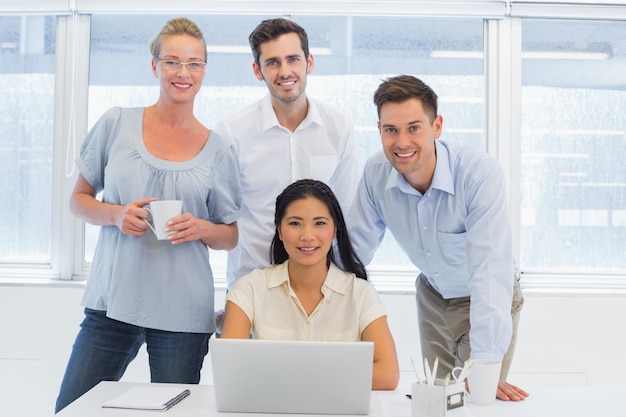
[{"x1": 349, "y1": 139, "x2": 515, "y2": 361}]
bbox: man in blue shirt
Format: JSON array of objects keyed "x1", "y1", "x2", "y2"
[{"x1": 349, "y1": 75, "x2": 528, "y2": 401}]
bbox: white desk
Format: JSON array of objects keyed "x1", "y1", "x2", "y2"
[{"x1": 56, "y1": 381, "x2": 626, "y2": 417}]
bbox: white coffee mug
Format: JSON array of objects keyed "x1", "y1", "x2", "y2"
[
  {"x1": 143, "y1": 200, "x2": 182, "y2": 240},
  {"x1": 466, "y1": 360, "x2": 501, "y2": 406}
]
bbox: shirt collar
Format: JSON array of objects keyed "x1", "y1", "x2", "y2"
[
  {"x1": 430, "y1": 140, "x2": 455, "y2": 195},
  {"x1": 385, "y1": 140, "x2": 455, "y2": 196},
  {"x1": 267, "y1": 261, "x2": 290, "y2": 288},
  {"x1": 322, "y1": 263, "x2": 349, "y2": 295},
  {"x1": 259, "y1": 93, "x2": 322, "y2": 133},
  {"x1": 266, "y1": 261, "x2": 349, "y2": 296}
]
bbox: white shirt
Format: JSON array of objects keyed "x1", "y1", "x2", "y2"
[
  {"x1": 226, "y1": 261, "x2": 387, "y2": 340},
  {"x1": 213, "y1": 94, "x2": 360, "y2": 287}
]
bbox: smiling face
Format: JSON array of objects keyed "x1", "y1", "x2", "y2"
[
  {"x1": 378, "y1": 98, "x2": 443, "y2": 193},
  {"x1": 152, "y1": 34, "x2": 206, "y2": 104},
  {"x1": 252, "y1": 32, "x2": 314, "y2": 107},
  {"x1": 277, "y1": 196, "x2": 335, "y2": 272}
]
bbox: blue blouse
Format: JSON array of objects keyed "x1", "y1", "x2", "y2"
[{"x1": 77, "y1": 107, "x2": 241, "y2": 333}]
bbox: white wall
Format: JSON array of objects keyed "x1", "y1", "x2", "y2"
[{"x1": 1, "y1": 284, "x2": 625, "y2": 416}]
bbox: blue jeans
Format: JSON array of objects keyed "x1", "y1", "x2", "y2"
[{"x1": 55, "y1": 308, "x2": 211, "y2": 413}]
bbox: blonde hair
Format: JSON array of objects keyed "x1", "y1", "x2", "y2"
[{"x1": 149, "y1": 17, "x2": 207, "y2": 61}]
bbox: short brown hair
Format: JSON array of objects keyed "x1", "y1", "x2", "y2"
[
  {"x1": 248, "y1": 18, "x2": 309, "y2": 67},
  {"x1": 373, "y1": 75, "x2": 438, "y2": 123}
]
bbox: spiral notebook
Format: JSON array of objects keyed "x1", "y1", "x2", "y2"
[
  {"x1": 210, "y1": 338, "x2": 374, "y2": 414},
  {"x1": 102, "y1": 385, "x2": 190, "y2": 411}
]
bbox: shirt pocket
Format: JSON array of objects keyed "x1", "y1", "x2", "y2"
[
  {"x1": 309, "y1": 155, "x2": 337, "y2": 183},
  {"x1": 437, "y1": 231, "x2": 466, "y2": 265}
]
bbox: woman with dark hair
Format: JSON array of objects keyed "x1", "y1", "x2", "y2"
[
  {"x1": 221, "y1": 179, "x2": 399, "y2": 390},
  {"x1": 269, "y1": 179, "x2": 367, "y2": 279}
]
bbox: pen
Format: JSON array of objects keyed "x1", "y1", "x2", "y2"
[
  {"x1": 410, "y1": 356, "x2": 425, "y2": 383},
  {"x1": 424, "y1": 357, "x2": 433, "y2": 385},
  {"x1": 431, "y1": 357, "x2": 439, "y2": 382}
]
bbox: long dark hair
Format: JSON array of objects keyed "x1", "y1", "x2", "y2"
[{"x1": 270, "y1": 179, "x2": 368, "y2": 280}]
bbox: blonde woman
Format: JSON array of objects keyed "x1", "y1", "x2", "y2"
[{"x1": 55, "y1": 17, "x2": 241, "y2": 412}]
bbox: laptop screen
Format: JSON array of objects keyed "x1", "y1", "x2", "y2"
[{"x1": 210, "y1": 338, "x2": 374, "y2": 414}]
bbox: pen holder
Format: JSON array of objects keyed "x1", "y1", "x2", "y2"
[{"x1": 411, "y1": 379, "x2": 465, "y2": 417}]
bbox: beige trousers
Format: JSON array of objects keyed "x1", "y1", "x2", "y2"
[{"x1": 415, "y1": 272, "x2": 524, "y2": 380}]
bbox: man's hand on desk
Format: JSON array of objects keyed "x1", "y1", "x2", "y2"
[{"x1": 497, "y1": 380, "x2": 529, "y2": 401}]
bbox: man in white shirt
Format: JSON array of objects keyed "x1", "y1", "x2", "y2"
[{"x1": 213, "y1": 18, "x2": 359, "y2": 290}]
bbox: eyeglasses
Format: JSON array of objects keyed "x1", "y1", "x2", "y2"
[{"x1": 155, "y1": 57, "x2": 207, "y2": 72}]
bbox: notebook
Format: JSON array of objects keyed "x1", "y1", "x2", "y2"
[
  {"x1": 102, "y1": 385, "x2": 190, "y2": 411},
  {"x1": 210, "y1": 338, "x2": 374, "y2": 414}
]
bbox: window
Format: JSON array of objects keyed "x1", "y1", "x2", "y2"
[
  {"x1": 519, "y1": 19, "x2": 626, "y2": 279},
  {"x1": 84, "y1": 14, "x2": 484, "y2": 281},
  {"x1": 3, "y1": 2, "x2": 625, "y2": 290},
  {"x1": 0, "y1": 15, "x2": 56, "y2": 266}
]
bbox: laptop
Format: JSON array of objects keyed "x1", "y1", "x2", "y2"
[{"x1": 210, "y1": 338, "x2": 374, "y2": 414}]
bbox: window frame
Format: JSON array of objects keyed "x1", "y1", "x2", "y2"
[{"x1": 1, "y1": 0, "x2": 625, "y2": 292}]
